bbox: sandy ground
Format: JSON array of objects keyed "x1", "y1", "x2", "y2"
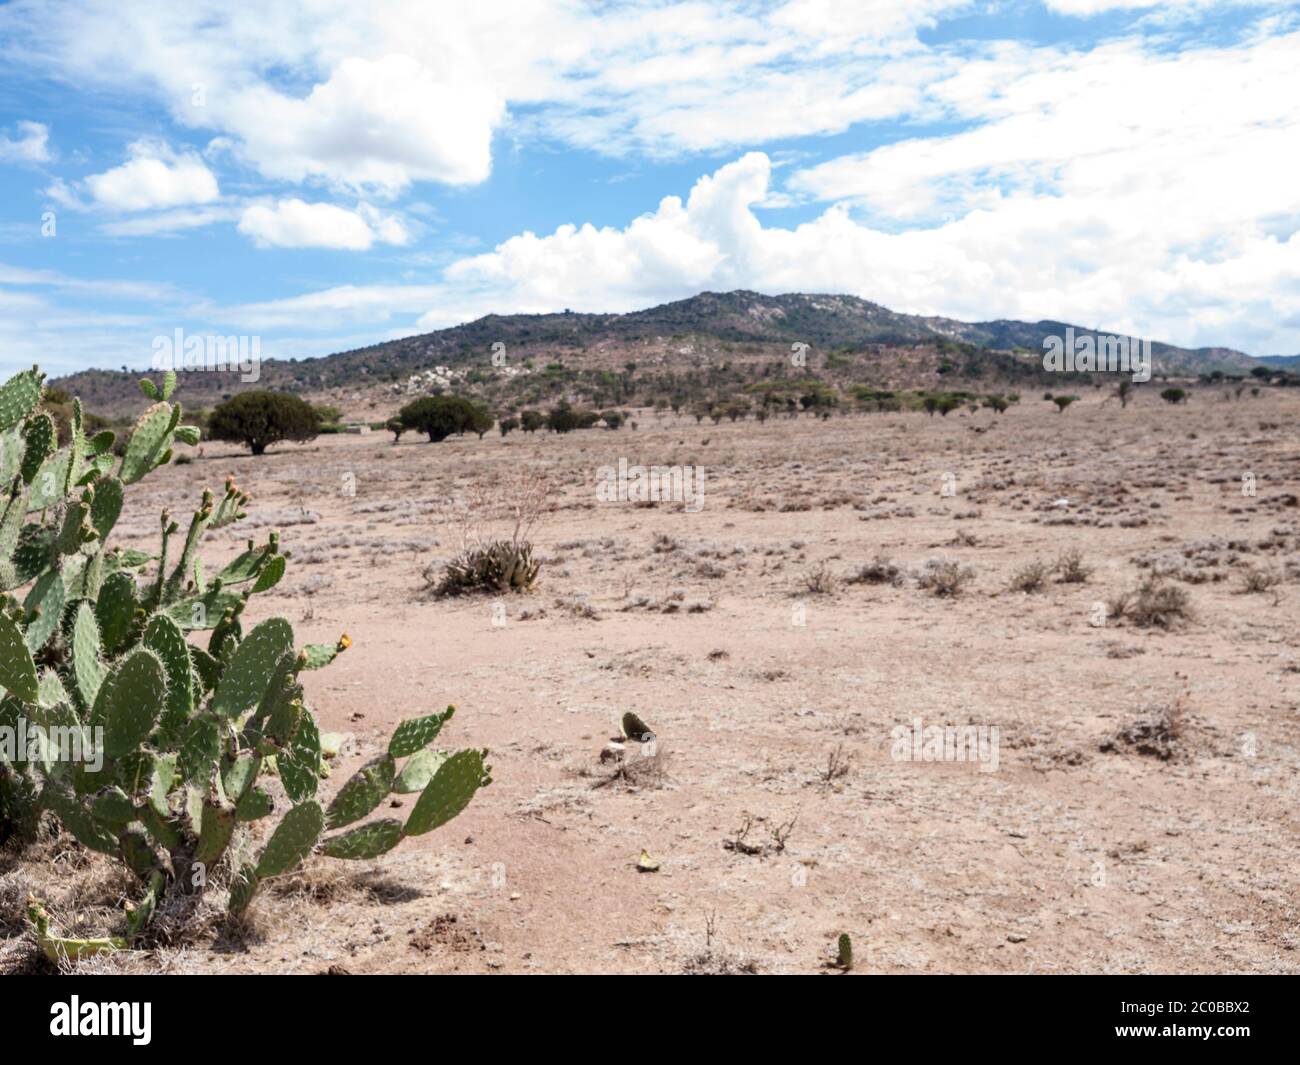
[{"x1": 3, "y1": 389, "x2": 1299, "y2": 974}]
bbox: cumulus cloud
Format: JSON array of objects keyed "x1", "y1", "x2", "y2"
[
  {"x1": 407, "y1": 135, "x2": 1299, "y2": 353},
  {"x1": 78, "y1": 140, "x2": 219, "y2": 211},
  {"x1": 0, "y1": 120, "x2": 51, "y2": 163},
  {"x1": 237, "y1": 199, "x2": 409, "y2": 250}
]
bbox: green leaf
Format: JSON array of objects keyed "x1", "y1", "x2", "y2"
[
  {"x1": 404, "y1": 749, "x2": 488, "y2": 837},
  {"x1": 91, "y1": 648, "x2": 166, "y2": 760},
  {"x1": 211, "y1": 617, "x2": 294, "y2": 718},
  {"x1": 250, "y1": 554, "x2": 286, "y2": 594},
  {"x1": 0, "y1": 610, "x2": 39, "y2": 703},
  {"x1": 319, "y1": 819, "x2": 404, "y2": 860},
  {"x1": 256, "y1": 800, "x2": 324, "y2": 877},
  {"x1": 388, "y1": 706, "x2": 455, "y2": 758},
  {"x1": 119, "y1": 401, "x2": 173, "y2": 485},
  {"x1": 0, "y1": 368, "x2": 43, "y2": 433},
  {"x1": 392, "y1": 748, "x2": 447, "y2": 793},
  {"x1": 325, "y1": 754, "x2": 395, "y2": 829}
]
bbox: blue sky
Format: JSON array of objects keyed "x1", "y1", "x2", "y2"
[{"x1": 1, "y1": 0, "x2": 1297, "y2": 377}]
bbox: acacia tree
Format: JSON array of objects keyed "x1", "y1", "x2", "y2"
[
  {"x1": 399, "y1": 395, "x2": 479, "y2": 442},
  {"x1": 208, "y1": 390, "x2": 319, "y2": 455}
]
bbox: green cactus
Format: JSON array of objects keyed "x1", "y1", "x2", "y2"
[
  {"x1": 0, "y1": 365, "x2": 490, "y2": 951},
  {"x1": 837, "y1": 933, "x2": 853, "y2": 970}
]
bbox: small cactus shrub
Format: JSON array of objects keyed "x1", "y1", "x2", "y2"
[
  {"x1": 0, "y1": 365, "x2": 490, "y2": 948},
  {"x1": 427, "y1": 540, "x2": 540, "y2": 597}
]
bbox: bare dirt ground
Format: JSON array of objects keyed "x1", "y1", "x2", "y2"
[{"x1": 3, "y1": 390, "x2": 1298, "y2": 974}]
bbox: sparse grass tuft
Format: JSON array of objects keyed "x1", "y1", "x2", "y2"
[
  {"x1": 1111, "y1": 576, "x2": 1192, "y2": 629},
  {"x1": 1054, "y1": 548, "x2": 1092, "y2": 584},
  {"x1": 1008, "y1": 559, "x2": 1051, "y2": 593},
  {"x1": 847, "y1": 555, "x2": 904, "y2": 586},
  {"x1": 916, "y1": 558, "x2": 975, "y2": 598},
  {"x1": 1239, "y1": 567, "x2": 1283, "y2": 594}
]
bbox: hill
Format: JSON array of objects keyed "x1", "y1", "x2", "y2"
[{"x1": 52, "y1": 290, "x2": 1269, "y2": 420}]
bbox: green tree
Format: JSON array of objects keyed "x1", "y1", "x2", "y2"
[
  {"x1": 208, "y1": 390, "x2": 319, "y2": 455},
  {"x1": 547, "y1": 405, "x2": 580, "y2": 433},
  {"x1": 520, "y1": 410, "x2": 544, "y2": 433},
  {"x1": 399, "y1": 395, "x2": 478, "y2": 442},
  {"x1": 1160, "y1": 388, "x2": 1188, "y2": 405}
]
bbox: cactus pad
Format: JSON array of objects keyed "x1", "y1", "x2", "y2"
[
  {"x1": 326, "y1": 754, "x2": 396, "y2": 828},
  {"x1": 319, "y1": 819, "x2": 404, "y2": 860},
  {"x1": 92, "y1": 648, "x2": 166, "y2": 760},
  {"x1": 404, "y1": 749, "x2": 489, "y2": 837},
  {"x1": 388, "y1": 706, "x2": 455, "y2": 758},
  {"x1": 256, "y1": 799, "x2": 324, "y2": 877},
  {"x1": 211, "y1": 617, "x2": 293, "y2": 718},
  {"x1": 0, "y1": 609, "x2": 39, "y2": 703}
]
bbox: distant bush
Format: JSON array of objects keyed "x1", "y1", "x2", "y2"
[
  {"x1": 1161, "y1": 388, "x2": 1188, "y2": 405},
  {"x1": 916, "y1": 559, "x2": 975, "y2": 598},
  {"x1": 208, "y1": 390, "x2": 319, "y2": 455},
  {"x1": 548, "y1": 405, "x2": 581, "y2": 433},
  {"x1": 1110, "y1": 576, "x2": 1192, "y2": 629},
  {"x1": 399, "y1": 395, "x2": 483, "y2": 442},
  {"x1": 1008, "y1": 560, "x2": 1051, "y2": 593},
  {"x1": 520, "y1": 410, "x2": 544, "y2": 433},
  {"x1": 1055, "y1": 549, "x2": 1092, "y2": 584},
  {"x1": 499, "y1": 415, "x2": 519, "y2": 436},
  {"x1": 847, "y1": 556, "x2": 904, "y2": 586}
]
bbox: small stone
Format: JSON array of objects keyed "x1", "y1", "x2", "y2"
[{"x1": 1007, "y1": 932, "x2": 1027, "y2": 943}]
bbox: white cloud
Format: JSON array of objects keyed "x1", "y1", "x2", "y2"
[
  {"x1": 98, "y1": 205, "x2": 242, "y2": 237},
  {"x1": 237, "y1": 199, "x2": 409, "y2": 250},
  {"x1": 0, "y1": 120, "x2": 51, "y2": 163},
  {"x1": 226, "y1": 54, "x2": 501, "y2": 194},
  {"x1": 80, "y1": 140, "x2": 219, "y2": 211},
  {"x1": 0, "y1": 0, "x2": 990, "y2": 190}
]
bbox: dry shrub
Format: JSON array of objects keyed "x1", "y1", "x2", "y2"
[
  {"x1": 1100, "y1": 693, "x2": 1189, "y2": 761},
  {"x1": 1008, "y1": 559, "x2": 1051, "y2": 593},
  {"x1": 847, "y1": 555, "x2": 904, "y2": 586},
  {"x1": 916, "y1": 558, "x2": 975, "y2": 598},
  {"x1": 425, "y1": 468, "x2": 554, "y2": 595},
  {"x1": 1112, "y1": 576, "x2": 1193, "y2": 629},
  {"x1": 1239, "y1": 567, "x2": 1283, "y2": 594},
  {"x1": 1055, "y1": 548, "x2": 1093, "y2": 584},
  {"x1": 800, "y1": 562, "x2": 839, "y2": 596}
]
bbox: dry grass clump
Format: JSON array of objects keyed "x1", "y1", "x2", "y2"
[
  {"x1": 1239, "y1": 566, "x2": 1283, "y2": 594},
  {"x1": 1109, "y1": 576, "x2": 1193, "y2": 629},
  {"x1": 915, "y1": 558, "x2": 975, "y2": 598},
  {"x1": 799, "y1": 561, "x2": 839, "y2": 596},
  {"x1": 1055, "y1": 548, "x2": 1093, "y2": 583},
  {"x1": 847, "y1": 555, "x2": 904, "y2": 586},
  {"x1": 1100, "y1": 693, "x2": 1189, "y2": 761},
  {"x1": 1008, "y1": 559, "x2": 1051, "y2": 593}
]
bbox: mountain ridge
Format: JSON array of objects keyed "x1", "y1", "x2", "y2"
[{"x1": 51, "y1": 290, "x2": 1276, "y2": 418}]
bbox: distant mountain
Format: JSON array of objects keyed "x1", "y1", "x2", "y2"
[
  {"x1": 52, "y1": 290, "x2": 1270, "y2": 418},
  {"x1": 1257, "y1": 354, "x2": 1300, "y2": 368}
]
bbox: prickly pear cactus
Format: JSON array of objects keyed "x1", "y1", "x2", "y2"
[{"x1": 1, "y1": 365, "x2": 491, "y2": 946}]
